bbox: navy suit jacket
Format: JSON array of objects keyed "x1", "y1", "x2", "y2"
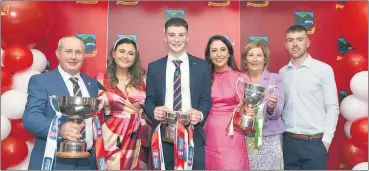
[
  {"x1": 144, "y1": 54, "x2": 212, "y2": 169},
  {"x1": 22, "y1": 68, "x2": 99, "y2": 170}
]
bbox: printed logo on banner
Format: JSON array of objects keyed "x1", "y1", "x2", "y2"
[
  {"x1": 294, "y1": 12, "x2": 315, "y2": 34},
  {"x1": 338, "y1": 38, "x2": 353, "y2": 55},
  {"x1": 42, "y1": 157, "x2": 53, "y2": 170},
  {"x1": 165, "y1": 10, "x2": 185, "y2": 22},
  {"x1": 177, "y1": 137, "x2": 184, "y2": 158},
  {"x1": 152, "y1": 149, "x2": 160, "y2": 169},
  {"x1": 248, "y1": 36, "x2": 268, "y2": 45},
  {"x1": 97, "y1": 157, "x2": 107, "y2": 170},
  {"x1": 76, "y1": 33, "x2": 97, "y2": 57},
  {"x1": 117, "y1": 34, "x2": 137, "y2": 43}
]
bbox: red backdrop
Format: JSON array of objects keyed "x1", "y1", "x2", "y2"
[{"x1": 23, "y1": 1, "x2": 367, "y2": 170}]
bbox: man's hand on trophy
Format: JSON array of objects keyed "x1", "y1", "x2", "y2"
[
  {"x1": 187, "y1": 108, "x2": 201, "y2": 125},
  {"x1": 244, "y1": 104, "x2": 256, "y2": 118},
  {"x1": 59, "y1": 122, "x2": 85, "y2": 141},
  {"x1": 267, "y1": 95, "x2": 278, "y2": 113},
  {"x1": 154, "y1": 106, "x2": 169, "y2": 122}
]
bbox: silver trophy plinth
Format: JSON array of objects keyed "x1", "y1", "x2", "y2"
[
  {"x1": 50, "y1": 96, "x2": 98, "y2": 158},
  {"x1": 236, "y1": 83, "x2": 265, "y2": 132},
  {"x1": 162, "y1": 111, "x2": 190, "y2": 143}
]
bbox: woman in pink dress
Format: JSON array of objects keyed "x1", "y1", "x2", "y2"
[
  {"x1": 96, "y1": 37, "x2": 152, "y2": 170},
  {"x1": 203, "y1": 35, "x2": 249, "y2": 170}
]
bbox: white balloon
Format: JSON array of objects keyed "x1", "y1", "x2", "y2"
[
  {"x1": 6, "y1": 141, "x2": 34, "y2": 170},
  {"x1": 344, "y1": 121, "x2": 353, "y2": 139},
  {"x1": 1, "y1": 48, "x2": 4, "y2": 67},
  {"x1": 12, "y1": 69, "x2": 40, "y2": 94},
  {"x1": 350, "y1": 71, "x2": 368, "y2": 102},
  {"x1": 340, "y1": 95, "x2": 368, "y2": 121},
  {"x1": 29, "y1": 49, "x2": 47, "y2": 72},
  {"x1": 352, "y1": 162, "x2": 368, "y2": 170},
  {"x1": 1, "y1": 114, "x2": 11, "y2": 141},
  {"x1": 1, "y1": 89, "x2": 28, "y2": 119}
]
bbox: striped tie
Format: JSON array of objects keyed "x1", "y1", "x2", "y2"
[
  {"x1": 173, "y1": 60, "x2": 182, "y2": 111},
  {"x1": 70, "y1": 77, "x2": 82, "y2": 97}
]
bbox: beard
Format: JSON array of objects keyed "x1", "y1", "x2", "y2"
[{"x1": 290, "y1": 48, "x2": 307, "y2": 59}]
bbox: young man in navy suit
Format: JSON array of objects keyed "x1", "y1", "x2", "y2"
[
  {"x1": 23, "y1": 36, "x2": 100, "y2": 170},
  {"x1": 144, "y1": 18, "x2": 212, "y2": 170}
]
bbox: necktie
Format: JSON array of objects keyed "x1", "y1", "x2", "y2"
[
  {"x1": 173, "y1": 60, "x2": 182, "y2": 111},
  {"x1": 70, "y1": 77, "x2": 82, "y2": 97}
]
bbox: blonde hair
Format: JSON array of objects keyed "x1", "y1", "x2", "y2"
[{"x1": 242, "y1": 41, "x2": 270, "y2": 70}]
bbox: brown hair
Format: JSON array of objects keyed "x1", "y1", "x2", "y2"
[
  {"x1": 165, "y1": 17, "x2": 188, "y2": 32},
  {"x1": 106, "y1": 38, "x2": 145, "y2": 90},
  {"x1": 242, "y1": 41, "x2": 270, "y2": 70}
]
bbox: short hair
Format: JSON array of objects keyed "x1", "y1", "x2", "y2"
[
  {"x1": 165, "y1": 17, "x2": 188, "y2": 32},
  {"x1": 286, "y1": 25, "x2": 308, "y2": 34},
  {"x1": 57, "y1": 36, "x2": 85, "y2": 52},
  {"x1": 242, "y1": 41, "x2": 270, "y2": 70}
]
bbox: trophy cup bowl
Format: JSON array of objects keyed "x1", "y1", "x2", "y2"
[
  {"x1": 162, "y1": 111, "x2": 191, "y2": 143},
  {"x1": 162, "y1": 111, "x2": 177, "y2": 143},
  {"x1": 52, "y1": 96, "x2": 98, "y2": 158},
  {"x1": 236, "y1": 83, "x2": 265, "y2": 132}
]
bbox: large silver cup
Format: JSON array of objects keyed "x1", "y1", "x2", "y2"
[
  {"x1": 162, "y1": 111, "x2": 190, "y2": 143},
  {"x1": 50, "y1": 96, "x2": 98, "y2": 158},
  {"x1": 236, "y1": 83, "x2": 265, "y2": 132}
]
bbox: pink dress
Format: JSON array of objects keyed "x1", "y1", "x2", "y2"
[{"x1": 203, "y1": 68, "x2": 249, "y2": 170}]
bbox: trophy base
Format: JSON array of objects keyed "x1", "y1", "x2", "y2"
[
  {"x1": 162, "y1": 137, "x2": 174, "y2": 143},
  {"x1": 56, "y1": 152, "x2": 90, "y2": 158}
]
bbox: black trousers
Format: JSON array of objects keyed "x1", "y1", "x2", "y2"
[{"x1": 283, "y1": 135, "x2": 328, "y2": 170}]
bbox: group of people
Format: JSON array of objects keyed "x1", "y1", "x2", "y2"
[{"x1": 22, "y1": 17, "x2": 339, "y2": 170}]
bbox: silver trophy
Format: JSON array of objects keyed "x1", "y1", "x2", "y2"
[
  {"x1": 236, "y1": 83, "x2": 266, "y2": 132},
  {"x1": 50, "y1": 96, "x2": 98, "y2": 158},
  {"x1": 162, "y1": 111, "x2": 190, "y2": 143}
]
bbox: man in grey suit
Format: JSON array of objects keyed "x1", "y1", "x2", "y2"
[{"x1": 23, "y1": 36, "x2": 99, "y2": 170}]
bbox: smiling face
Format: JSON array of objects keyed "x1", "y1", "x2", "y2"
[
  {"x1": 285, "y1": 30, "x2": 310, "y2": 59},
  {"x1": 55, "y1": 37, "x2": 86, "y2": 75},
  {"x1": 112, "y1": 43, "x2": 137, "y2": 70},
  {"x1": 245, "y1": 47, "x2": 265, "y2": 74},
  {"x1": 164, "y1": 26, "x2": 189, "y2": 57},
  {"x1": 209, "y1": 40, "x2": 230, "y2": 69}
]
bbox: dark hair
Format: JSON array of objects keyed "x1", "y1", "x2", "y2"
[
  {"x1": 286, "y1": 25, "x2": 308, "y2": 34},
  {"x1": 205, "y1": 35, "x2": 239, "y2": 81},
  {"x1": 165, "y1": 17, "x2": 188, "y2": 32},
  {"x1": 106, "y1": 38, "x2": 145, "y2": 91}
]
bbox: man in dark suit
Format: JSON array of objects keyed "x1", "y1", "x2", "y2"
[
  {"x1": 23, "y1": 36, "x2": 100, "y2": 170},
  {"x1": 144, "y1": 18, "x2": 212, "y2": 170}
]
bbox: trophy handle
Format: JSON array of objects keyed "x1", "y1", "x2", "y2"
[
  {"x1": 235, "y1": 77, "x2": 245, "y2": 104},
  {"x1": 49, "y1": 95, "x2": 59, "y2": 113}
]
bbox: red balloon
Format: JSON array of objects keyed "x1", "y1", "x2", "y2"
[
  {"x1": 351, "y1": 117, "x2": 368, "y2": 148},
  {"x1": 1, "y1": 136, "x2": 28, "y2": 167},
  {"x1": 2, "y1": 45, "x2": 33, "y2": 72},
  {"x1": 9, "y1": 119, "x2": 34, "y2": 142},
  {"x1": 340, "y1": 139, "x2": 368, "y2": 169},
  {"x1": 1, "y1": 67, "x2": 13, "y2": 93},
  {"x1": 1, "y1": 1, "x2": 54, "y2": 49},
  {"x1": 340, "y1": 50, "x2": 368, "y2": 79},
  {"x1": 340, "y1": 1, "x2": 368, "y2": 52}
]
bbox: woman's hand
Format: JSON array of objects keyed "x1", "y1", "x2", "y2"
[{"x1": 266, "y1": 95, "x2": 278, "y2": 113}]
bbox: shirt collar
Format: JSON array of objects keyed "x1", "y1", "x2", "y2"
[
  {"x1": 287, "y1": 54, "x2": 313, "y2": 69},
  {"x1": 58, "y1": 65, "x2": 82, "y2": 83},
  {"x1": 168, "y1": 52, "x2": 188, "y2": 63}
]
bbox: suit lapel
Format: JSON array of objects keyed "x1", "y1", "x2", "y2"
[
  {"x1": 52, "y1": 69, "x2": 69, "y2": 96},
  {"x1": 188, "y1": 55, "x2": 196, "y2": 100},
  {"x1": 160, "y1": 57, "x2": 168, "y2": 104}
]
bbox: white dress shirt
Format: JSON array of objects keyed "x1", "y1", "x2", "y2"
[
  {"x1": 58, "y1": 65, "x2": 93, "y2": 150},
  {"x1": 279, "y1": 55, "x2": 339, "y2": 144},
  {"x1": 165, "y1": 53, "x2": 192, "y2": 113}
]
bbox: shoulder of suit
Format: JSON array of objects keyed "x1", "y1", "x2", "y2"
[
  {"x1": 188, "y1": 55, "x2": 208, "y2": 65},
  {"x1": 149, "y1": 56, "x2": 167, "y2": 66},
  {"x1": 80, "y1": 73, "x2": 98, "y2": 84}
]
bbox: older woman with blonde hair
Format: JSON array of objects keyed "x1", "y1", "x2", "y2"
[{"x1": 242, "y1": 41, "x2": 285, "y2": 170}]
